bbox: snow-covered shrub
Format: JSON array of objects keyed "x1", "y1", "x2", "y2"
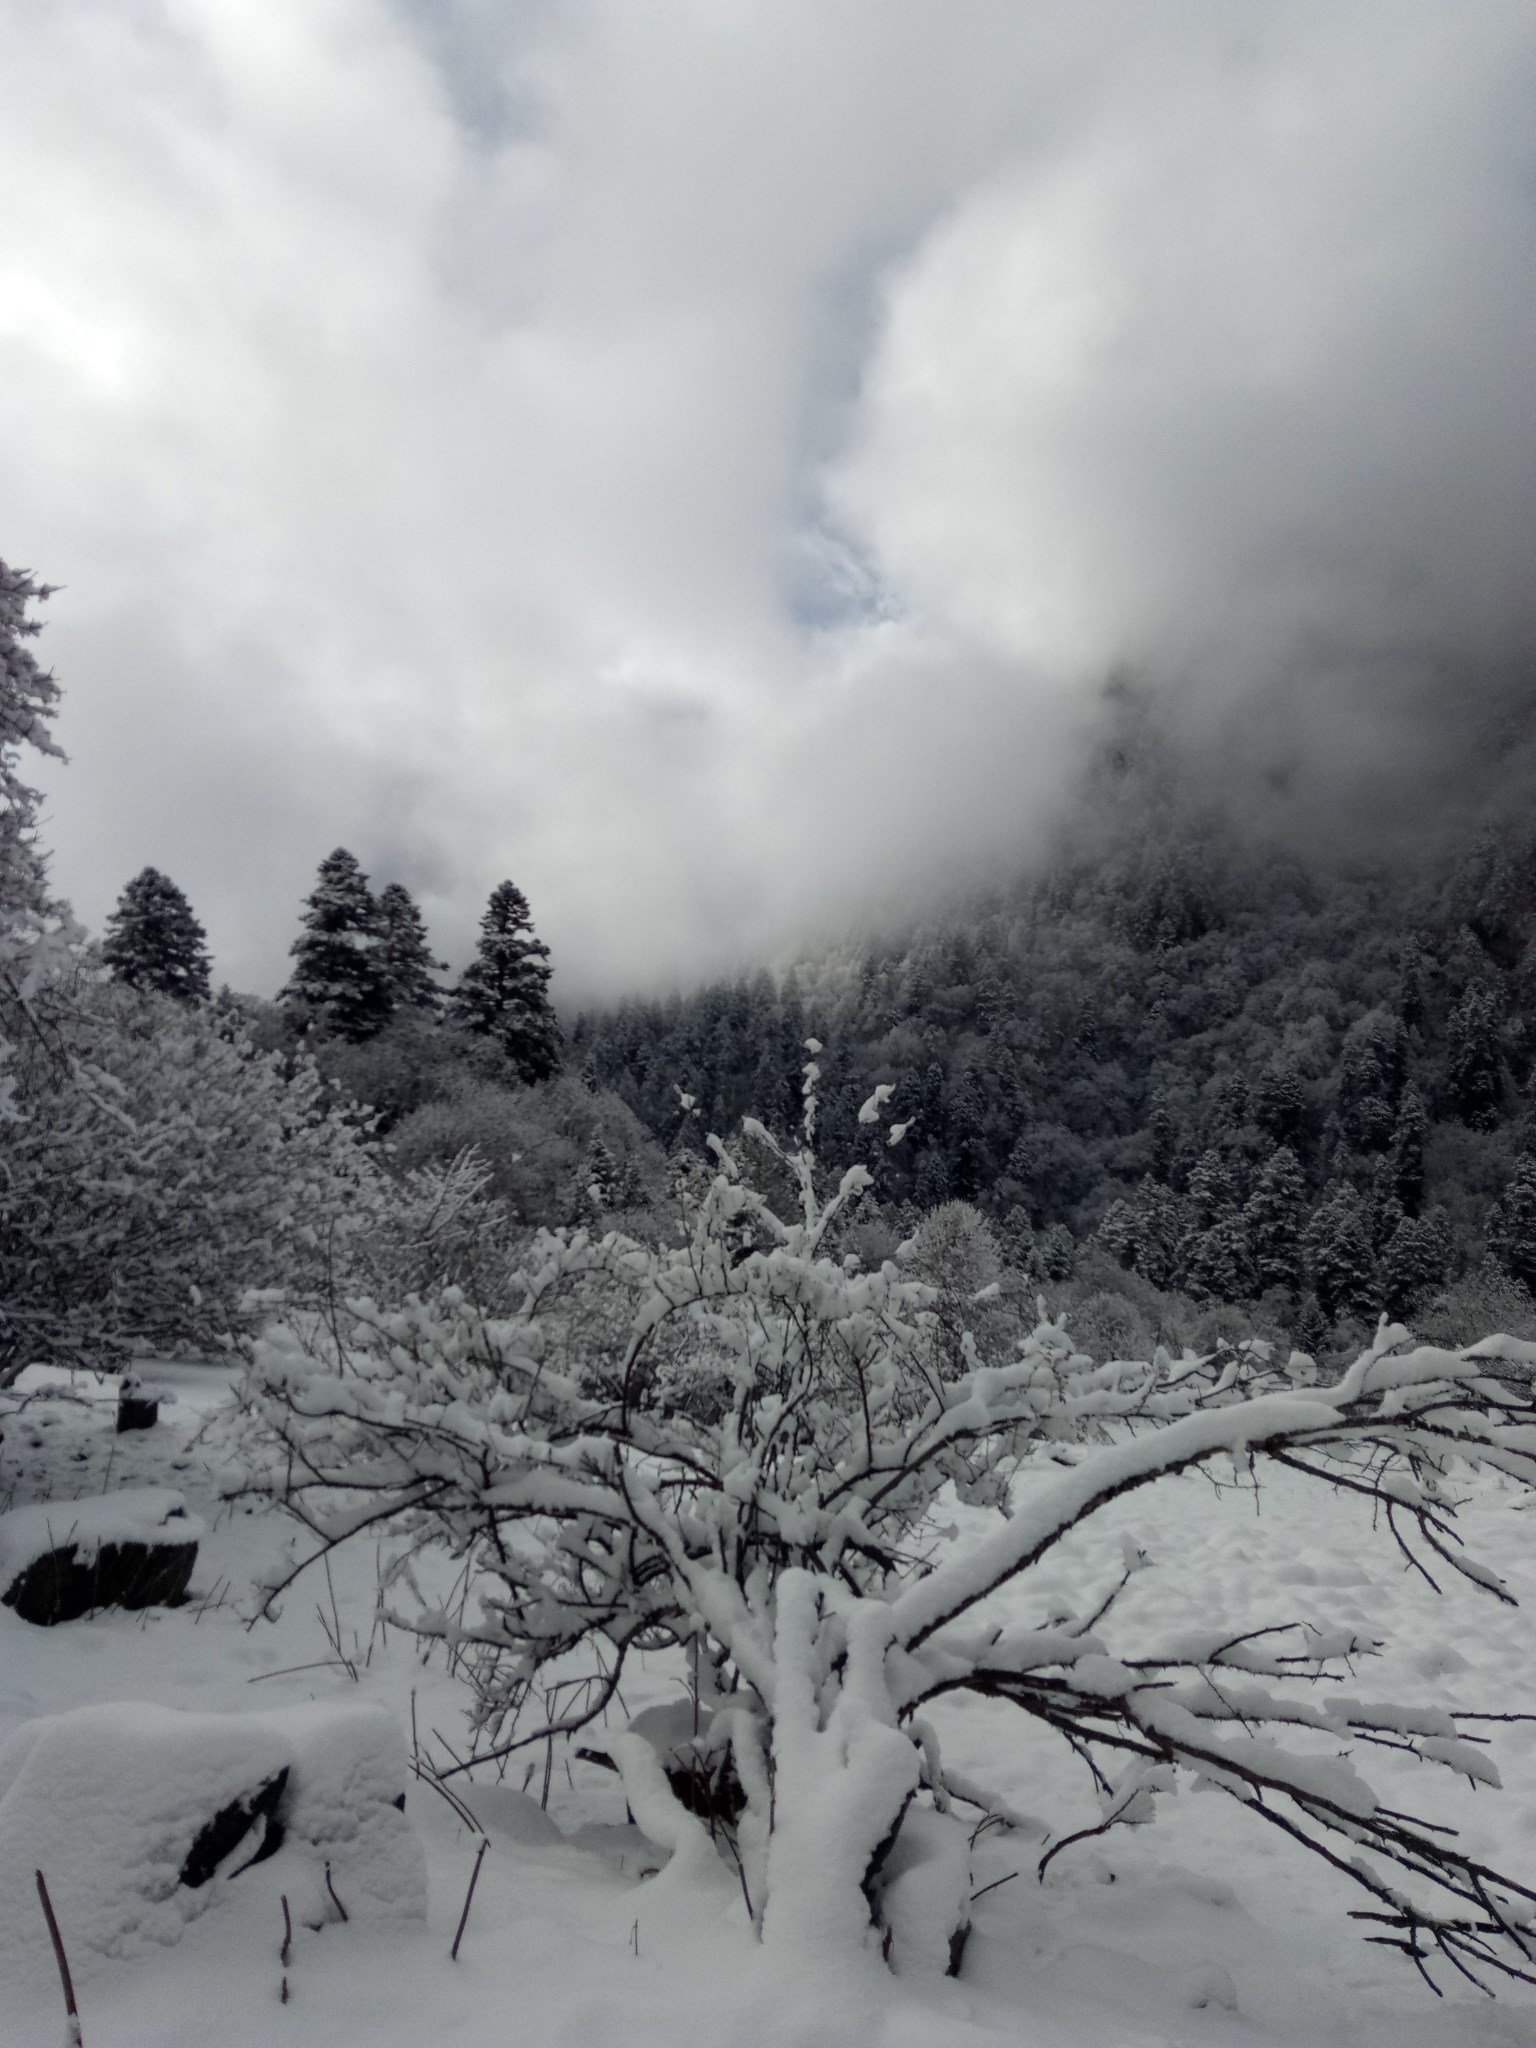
[
  {"x1": 355, "y1": 1147, "x2": 517, "y2": 1310},
  {"x1": 390, "y1": 1072, "x2": 655, "y2": 1225},
  {"x1": 0, "y1": 971, "x2": 380, "y2": 1376},
  {"x1": 233, "y1": 1058, "x2": 1536, "y2": 1989}
]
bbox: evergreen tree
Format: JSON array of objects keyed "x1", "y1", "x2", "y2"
[
  {"x1": 101, "y1": 867, "x2": 212, "y2": 1003},
  {"x1": 1306, "y1": 1184, "x2": 1377, "y2": 1321},
  {"x1": 1244, "y1": 1146, "x2": 1307, "y2": 1293},
  {"x1": 1250, "y1": 1056, "x2": 1305, "y2": 1145},
  {"x1": 451, "y1": 880, "x2": 562, "y2": 1083},
  {"x1": 1130, "y1": 1176, "x2": 1187, "y2": 1290},
  {"x1": 574, "y1": 1134, "x2": 620, "y2": 1224},
  {"x1": 0, "y1": 559, "x2": 62, "y2": 946},
  {"x1": 375, "y1": 882, "x2": 445, "y2": 1013},
  {"x1": 1387, "y1": 1085, "x2": 1428, "y2": 1215},
  {"x1": 1382, "y1": 1212, "x2": 1452, "y2": 1317},
  {"x1": 997, "y1": 1204, "x2": 1035, "y2": 1272},
  {"x1": 1336, "y1": 1011, "x2": 1406, "y2": 1152},
  {"x1": 1187, "y1": 1149, "x2": 1240, "y2": 1230},
  {"x1": 1096, "y1": 1198, "x2": 1140, "y2": 1268},
  {"x1": 1145, "y1": 1087, "x2": 1178, "y2": 1180},
  {"x1": 1446, "y1": 982, "x2": 1503, "y2": 1130},
  {"x1": 1034, "y1": 1221, "x2": 1077, "y2": 1281},
  {"x1": 281, "y1": 848, "x2": 391, "y2": 1041},
  {"x1": 1185, "y1": 1214, "x2": 1251, "y2": 1302},
  {"x1": 1488, "y1": 1156, "x2": 1536, "y2": 1292}
]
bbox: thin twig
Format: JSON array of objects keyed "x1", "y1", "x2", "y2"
[
  {"x1": 451, "y1": 1839, "x2": 489, "y2": 1962},
  {"x1": 35, "y1": 1869, "x2": 82, "y2": 2045}
]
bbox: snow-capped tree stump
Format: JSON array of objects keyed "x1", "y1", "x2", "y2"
[
  {"x1": 0, "y1": 1703, "x2": 424, "y2": 1994},
  {"x1": 0, "y1": 1490, "x2": 200, "y2": 1626},
  {"x1": 115, "y1": 1372, "x2": 159, "y2": 1434}
]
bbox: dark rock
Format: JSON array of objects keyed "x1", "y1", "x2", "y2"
[{"x1": 116, "y1": 1393, "x2": 159, "y2": 1433}]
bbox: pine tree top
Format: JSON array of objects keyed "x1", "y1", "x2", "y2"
[
  {"x1": 376, "y1": 882, "x2": 445, "y2": 1012},
  {"x1": 281, "y1": 848, "x2": 391, "y2": 1040},
  {"x1": 451, "y1": 877, "x2": 561, "y2": 1083},
  {"x1": 102, "y1": 866, "x2": 212, "y2": 1003}
]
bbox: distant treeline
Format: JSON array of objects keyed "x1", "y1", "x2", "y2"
[{"x1": 575, "y1": 683, "x2": 1536, "y2": 1345}]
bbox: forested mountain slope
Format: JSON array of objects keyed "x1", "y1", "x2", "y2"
[{"x1": 577, "y1": 679, "x2": 1536, "y2": 1349}]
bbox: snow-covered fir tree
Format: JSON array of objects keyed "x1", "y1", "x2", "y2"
[
  {"x1": 0, "y1": 560, "x2": 67, "y2": 1025},
  {"x1": 281, "y1": 847, "x2": 391, "y2": 1041},
  {"x1": 375, "y1": 881, "x2": 445, "y2": 1013},
  {"x1": 450, "y1": 879, "x2": 561, "y2": 1083},
  {"x1": 102, "y1": 866, "x2": 212, "y2": 1003},
  {"x1": 1489, "y1": 1154, "x2": 1536, "y2": 1291}
]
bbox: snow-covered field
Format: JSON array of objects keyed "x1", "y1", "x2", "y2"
[{"x1": 5, "y1": 1364, "x2": 1536, "y2": 2047}]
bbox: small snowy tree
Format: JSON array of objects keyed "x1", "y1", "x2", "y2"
[
  {"x1": 1, "y1": 974, "x2": 381, "y2": 1373},
  {"x1": 450, "y1": 879, "x2": 561, "y2": 1083},
  {"x1": 235, "y1": 1057, "x2": 1536, "y2": 1991},
  {"x1": 102, "y1": 866, "x2": 212, "y2": 1003},
  {"x1": 281, "y1": 848, "x2": 391, "y2": 1041}
]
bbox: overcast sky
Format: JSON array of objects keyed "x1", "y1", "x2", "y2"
[{"x1": 4, "y1": 2, "x2": 1535, "y2": 1005}]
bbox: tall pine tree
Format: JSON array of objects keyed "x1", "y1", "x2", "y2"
[
  {"x1": 0, "y1": 559, "x2": 62, "y2": 943},
  {"x1": 451, "y1": 879, "x2": 561, "y2": 1083},
  {"x1": 281, "y1": 848, "x2": 391, "y2": 1041},
  {"x1": 102, "y1": 867, "x2": 212, "y2": 1003},
  {"x1": 1244, "y1": 1146, "x2": 1307, "y2": 1294},
  {"x1": 376, "y1": 882, "x2": 444, "y2": 1013}
]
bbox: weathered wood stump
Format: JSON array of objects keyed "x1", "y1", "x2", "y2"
[{"x1": 0, "y1": 1489, "x2": 201, "y2": 1625}]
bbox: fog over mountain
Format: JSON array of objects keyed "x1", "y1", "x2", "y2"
[{"x1": 4, "y1": 2, "x2": 1535, "y2": 1002}]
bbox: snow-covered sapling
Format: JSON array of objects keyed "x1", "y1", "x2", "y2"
[{"x1": 232, "y1": 1055, "x2": 1536, "y2": 1991}]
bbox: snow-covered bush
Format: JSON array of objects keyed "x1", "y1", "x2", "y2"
[
  {"x1": 233, "y1": 1058, "x2": 1536, "y2": 1989},
  {"x1": 0, "y1": 972, "x2": 380, "y2": 1376},
  {"x1": 389, "y1": 1072, "x2": 656, "y2": 1226}
]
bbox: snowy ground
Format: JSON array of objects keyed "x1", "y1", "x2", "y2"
[{"x1": 5, "y1": 1365, "x2": 1536, "y2": 2045}]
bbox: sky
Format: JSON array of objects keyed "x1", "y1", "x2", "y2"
[{"x1": 3, "y1": 1, "x2": 1535, "y2": 1006}]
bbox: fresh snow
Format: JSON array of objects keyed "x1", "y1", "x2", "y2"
[{"x1": 4, "y1": 1362, "x2": 1536, "y2": 2044}]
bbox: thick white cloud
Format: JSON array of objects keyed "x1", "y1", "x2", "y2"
[{"x1": 3, "y1": 0, "x2": 1534, "y2": 1002}]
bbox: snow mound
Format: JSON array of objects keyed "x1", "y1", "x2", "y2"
[
  {"x1": 0, "y1": 1700, "x2": 424, "y2": 1990},
  {"x1": 875, "y1": 1804, "x2": 972, "y2": 1976}
]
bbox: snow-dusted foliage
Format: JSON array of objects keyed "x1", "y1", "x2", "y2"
[
  {"x1": 0, "y1": 975, "x2": 381, "y2": 1377},
  {"x1": 233, "y1": 1057, "x2": 1536, "y2": 1989}
]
